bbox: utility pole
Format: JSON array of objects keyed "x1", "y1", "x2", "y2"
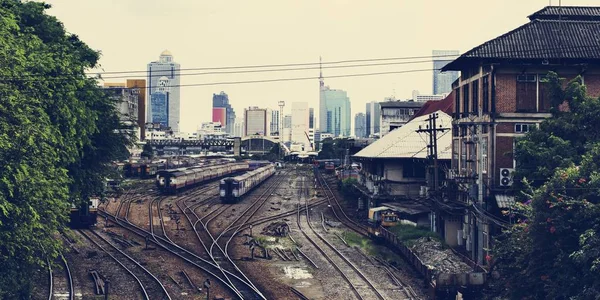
[{"x1": 417, "y1": 113, "x2": 448, "y2": 234}]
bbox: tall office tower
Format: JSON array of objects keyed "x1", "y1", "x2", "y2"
[
  {"x1": 270, "y1": 110, "x2": 280, "y2": 136},
  {"x1": 291, "y1": 102, "x2": 309, "y2": 147},
  {"x1": 212, "y1": 91, "x2": 236, "y2": 135},
  {"x1": 243, "y1": 107, "x2": 270, "y2": 136},
  {"x1": 233, "y1": 118, "x2": 244, "y2": 138},
  {"x1": 309, "y1": 107, "x2": 315, "y2": 129},
  {"x1": 147, "y1": 50, "x2": 181, "y2": 132},
  {"x1": 319, "y1": 73, "x2": 351, "y2": 136},
  {"x1": 126, "y1": 79, "x2": 146, "y2": 140},
  {"x1": 283, "y1": 114, "x2": 292, "y2": 129},
  {"x1": 432, "y1": 50, "x2": 460, "y2": 95},
  {"x1": 365, "y1": 101, "x2": 381, "y2": 137},
  {"x1": 354, "y1": 113, "x2": 366, "y2": 138}
]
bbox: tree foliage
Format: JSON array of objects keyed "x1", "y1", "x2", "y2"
[
  {"x1": 0, "y1": 1, "x2": 132, "y2": 297},
  {"x1": 487, "y1": 73, "x2": 600, "y2": 299}
]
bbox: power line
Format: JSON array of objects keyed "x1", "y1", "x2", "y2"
[{"x1": 3, "y1": 44, "x2": 598, "y2": 81}]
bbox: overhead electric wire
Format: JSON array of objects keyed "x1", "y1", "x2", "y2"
[{"x1": 2, "y1": 44, "x2": 598, "y2": 81}]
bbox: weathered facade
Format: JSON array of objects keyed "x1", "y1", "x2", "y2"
[{"x1": 442, "y1": 6, "x2": 600, "y2": 265}]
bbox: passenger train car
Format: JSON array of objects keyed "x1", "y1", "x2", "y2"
[
  {"x1": 156, "y1": 162, "x2": 249, "y2": 194},
  {"x1": 220, "y1": 164, "x2": 276, "y2": 204}
]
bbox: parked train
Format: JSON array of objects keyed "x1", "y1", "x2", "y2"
[
  {"x1": 124, "y1": 162, "x2": 167, "y2": 179},
  {"x1": 367, "y1": 206, "x2": 399, "y2": 238},
  {"x1": 69, "y1": 198, "x2": 99, "y2": 228},
  {"x1": 156, "y1": 162, "x2": 250, "y2": 194},
  {"x1": 220, "y1": 164, "x2": 276, "y2": 204}
]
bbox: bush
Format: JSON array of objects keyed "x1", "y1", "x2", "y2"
[{"x1": 388, "y1": 224, "x2": 441, "y2": 242}]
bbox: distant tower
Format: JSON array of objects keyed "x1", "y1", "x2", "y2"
[
  {"x1": 278, "y1": 101, "x2": 285, "y2": 142},
  {"x1": 319, "y1": 56, "x2": 324, "y2": 88}
]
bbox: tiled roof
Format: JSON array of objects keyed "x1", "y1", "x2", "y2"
[
  {"x1": 411, "y1": 91, "x2": 454, "y2": 121},
  {"x1": 443, "y1": 19, "x2": 600, "y2": 71},
  {"x1": 379, "y1": 101, "x2": 425, "y2": 108},
  {"x1": 529, "y1": 6, "x2": 600, "y2": 20},
  {"x1": 353, "y1": 110, "x2": 452, "y2": 160}
]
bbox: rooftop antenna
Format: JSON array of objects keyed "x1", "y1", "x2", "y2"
[{"x1": 319, "y1": 56, "x2": 324, "y2": 88}]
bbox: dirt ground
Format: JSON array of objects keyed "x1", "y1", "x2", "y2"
[{"x1": 50, "y1": 166, "x2": 431, "y2": 300}]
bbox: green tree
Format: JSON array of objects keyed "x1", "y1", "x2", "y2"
[
  {"x1": 487, "y1": 73, "x2": 600, "y2": 299},
  {"x1": 141, "y1": 143, "x2": 154, "y2": 160},
  {"x1": 0, "y1": 1, "x2": 132, "y2": 297}
]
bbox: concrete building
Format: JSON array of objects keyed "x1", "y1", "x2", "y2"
[
  {"x1": 365, "y1": 101, "x2": 381, "y2": 138},
  {"x1": 212, "y1": 92, "x2": 236, "y2": 135},
  {"x1": 309, "y1": 108, "x2": 315, "y2": 129},
  {"x1": 270, "y1": 110, "x2": 280, "y2": 137},
  {"x1": 354, "y1": 113, "x2": 366, "y2": 138},
  {"x1": 433, "y1": 50, "x2": 460, "y2": 95},
  {"x1": 244, "y1": 107, "x2": 270, "y2": 136},
  {"x1": 291, "y1": 102, "x2": 310, "y2": 148},
  {"x1": 379, "y1": 100, "x2": 424, "y2": 136},
  {"x1": 147, "y1": 50, "x2": 181, "y2": 132},
  {"x1": 283, "y1": 114, "x2": 292, "y2": 129},
  {"x1": 233, "y1": 118, "x2": 244, "y2": 138},
  {"x1": 319, "y1": 74, "x2": 351, "y2": 137},
  {"x1": 197, "y1": 122, "x2": 227, "y2": 140},
  {"x1": 443, "y1": 6, "x2": 600, "y2": 265},
  {"x1": 412, "y1": 90, "x2": 447, "y2": 102},
  {"x1": 103, "y1": 82, "x2": 142, "y2": 143}
]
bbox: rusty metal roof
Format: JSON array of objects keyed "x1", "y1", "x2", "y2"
[{"x1": 353, "y1": 110, "x2": 452, "y2": 160}]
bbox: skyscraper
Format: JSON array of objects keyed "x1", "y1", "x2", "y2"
[
  {"x1": 244, "y1": 107, "x2": 270, "y2": 136},
  {"x1": 309, "y1": 107, "x2": 315, "y2": 129},
  {"x1": 126, "y1": 79, "x2": 146, "y2": 140},
  {"x1": 147, "y1": 50, "x2": 181, "y2": 132},
  {"x1": 432, "y1": 50, "x2": 460, "y2": 95},
  {"x1": 354, "y1": 113, "x2": 366, "y2": 138},
  {"x1": 365, "y1": 101, "x2": 381, "y2": 137},
  {"x1": 212, "y1": 92, "x2": 236, "y2": 135},
  {"x1": 319, "y1": 66, "x2": 351, "y2": 137},
  {"x1": 291, "y1": 102, "x2": 309, "y2": 147},
  {"x1": 270, "y1": 110, "x2": 280, "y2": 136}
]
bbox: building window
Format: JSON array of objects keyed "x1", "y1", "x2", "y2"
[
  {"x1": 453, "y1": 141, "x2": 459, "y2": 168},
  {"x1": 515, "y1": 123, "x2": 534, "y2": 133},
  {"x1": 516, "y1": 74, "x2": 537, "y2": 112},
  {"x1": 482, "y1": 137, "x2": 488, "y2": 174},
  {"x1": 482, "y1": 75, "x2": 489, "y2": 113},
  {"x1": 463, "y1": 84, "x2": 470, "y2": 116},
  {"x1": 539, "y1": 75, "x2": 552, "y2": 112},
  {"x1": 472, "y1": 79, "x2": 479, "y2": 114},
  {"x1": 461, "y1": 141, "x2": 467, "y2": 171},
  {"x1": 455, "y1": 88, "x2": 461, "y2": 117}
]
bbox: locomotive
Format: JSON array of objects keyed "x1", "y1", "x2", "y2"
[
  {"x1": 69, "y1": 197, "x2": 99, "y2": 228},
  {"x1": 156, "y1": 162, "x2": 249, "y2": 194},
  {"x1": 220, "y1": 164, "x2": 276, "y2": 204}
]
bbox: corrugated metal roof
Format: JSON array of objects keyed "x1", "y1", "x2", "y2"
[
  {"x1": 529, "y1": 6, "x2": 600, "y2": 20},
  {"x1": 495, "y1": 194, "x2": 515, "y2": 209},
  {"x1": 379, "y1": 101, "x2": 425, "y2": 108},
  {"x1": 353, "y1": 110, "x2": 452, "y2": 160},
  {"x1": 443, "y1": 19, "x2": 600, "y2": 71}
]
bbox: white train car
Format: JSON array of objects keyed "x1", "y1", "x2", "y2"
[
  {"x1": 220, "y1": 164, "x2": 276, "y2": 203},
  {"x1": 157, "y1": 162, "x2": 250, "y2": 194}
]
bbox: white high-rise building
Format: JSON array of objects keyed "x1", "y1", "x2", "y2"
[
  {"x1": 244, "y1": 107, "x2": 271, "y2": 136},
  {"x1": 233, "y1": 118, "x2": 244, "y2": 138},
  {"x1": 147, "y1": 50, "x2": 181, "y2": 132},
  {"x1": 291, "y1": 102, "x2": 310, "y2": 149}
]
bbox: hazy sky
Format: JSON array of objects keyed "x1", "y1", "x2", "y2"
[{"x1": 44, "y1": 0, "x2": 599, "y2": 133}]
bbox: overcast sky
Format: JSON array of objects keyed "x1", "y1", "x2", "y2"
[{"x1": 44, "y1": 0, "x2": 600, "y2": 133}]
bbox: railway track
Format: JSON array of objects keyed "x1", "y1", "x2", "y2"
[
  {"x1": 48, "y1": 254, "x2": 74, "y2": 300},
  {"x1": 100, "y1": 206, "x2": 261, "y2": 299},
  {"x1": 316, "y1": 170, "x2": 369, "y2": 236},
  {"x1": 78, "y1": 229, "x2": 171, "y2": 300},
  {"x1": 296, "y1": 175, "x2": 385, "y2": 300}
]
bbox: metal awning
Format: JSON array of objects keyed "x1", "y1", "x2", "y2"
[{"x1": 495, "y1": 194, "x2": 515, "y2": 208}]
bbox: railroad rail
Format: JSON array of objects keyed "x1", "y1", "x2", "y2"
[
  {"x1": 98, "y1": 207, "x2": 260, "y2": 299},
  {"x1": 79, "y1": 229, "x2": 171, "y2": 300},
  {"x1": 296, "y1": 175, "x2": 385, "y2": 300},
  {"x1": 48, "y1": 254, "x2": 74, "y2": 300},
  {"x1": 315, "y1": 170, "x2": 369, "y2": 236}
]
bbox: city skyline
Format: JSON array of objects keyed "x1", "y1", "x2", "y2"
[{"x1": 43, "y1": 0, "x2": 600, "y2": 133}]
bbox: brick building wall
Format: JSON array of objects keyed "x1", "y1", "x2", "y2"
[
  {"x1": 584, "y1": 74, "x2": 600, "y2": 98},
  {"x1": 495, "y1": 74, "x2": 517, "y2": 113},
  {"x1": 495, "y1": 136, "x2": 514, "y2": 184}
]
